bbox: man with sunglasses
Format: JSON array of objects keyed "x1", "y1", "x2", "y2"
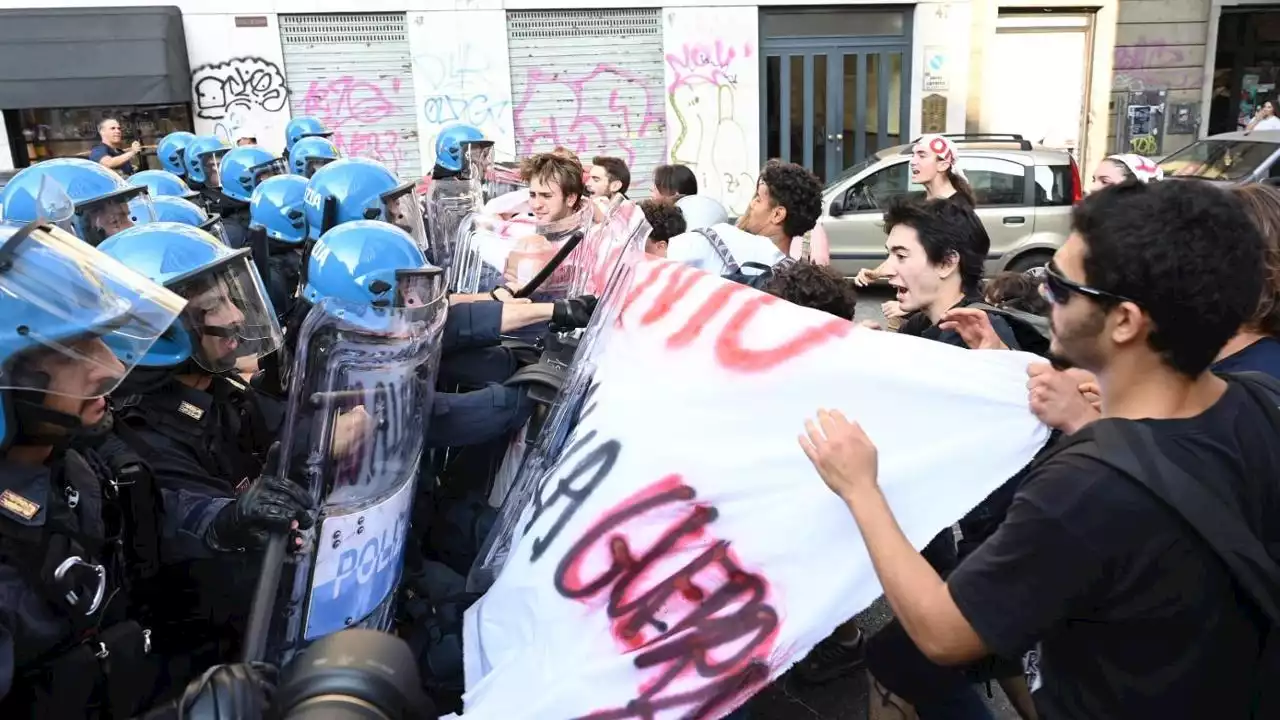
[{"x1": 800, "y1": 179, "x2": 1278, "y2": 719}]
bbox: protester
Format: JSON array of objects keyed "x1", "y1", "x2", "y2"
[
  {"x1": 651, "y1": 163, "x2": 698, "y2": 200},
  {"x1": 89, "y1": 117, "x2": 142, "y2": 176},
  {"x1": 761, "y1": 260, "x2": 859, "y2": 321},
  {"x1": 1244, "y1": 97, "x2": 1280, "y2": 134},
  {"x1": 855, "y1": 135, "x2": 975, "y2": 286},
  {"x1": 521, "y1": 152, "x2": 586, "y2": 225},
  {"x1": 801, "y1": 178, "x2": 1277, "y2": 719},
  {"x1": 638, "y1": 198, "x2": 685, "y2": 257},
  {"x1": 587, "y1": 156, "x2": 629, "y2": 200},
  {"x1": 665, "y1": 160, "x2": 823, "y2": 278},
  {"x1": 1089, "y1": 153, "x2": 1163, "y2": 192},
  {"x1": 1217, "y1": 183, "x2": 1280, "y2": 377}
]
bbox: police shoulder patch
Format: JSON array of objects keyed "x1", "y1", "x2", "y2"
[
  {"x1": 0, "y1": 489, "x2": 40, "y2": 521},
  {"x1": 177, "y1": 401, "x2": 205, "y2": 421}
]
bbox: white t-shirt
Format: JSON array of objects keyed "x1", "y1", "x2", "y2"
[
  {"x1": 1253, "y1": 116, "x2": 1280, "y2": 131},
  {"x1": 666, "y1": 222, "x2": 786, "y2": 276}
]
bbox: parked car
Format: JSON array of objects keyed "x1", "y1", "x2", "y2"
[
  {"x1": 1158, "y1": 130, "x2": 1280, "y2": 184},
  {"x1": 819, "y1": 134, "x2": 1082, "y2": 279}
]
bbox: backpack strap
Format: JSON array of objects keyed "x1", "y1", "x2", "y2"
[
  {"x1": 694, "y1": 227, "x2": 740, "y2": 275},
  {"x1": 1082, "y1": 418, "x2": 1280, "y2": 625}
]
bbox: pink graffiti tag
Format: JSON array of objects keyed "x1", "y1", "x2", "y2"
[
  {"x1": 512, "y1": 65, "x2": 665, "y2": 167},
  {"x1": 301, "y1": 76, "x2": 409, "y2": 175},
  {"x1": 666, "y1": 40, "x2": 753, "y2": 93}
]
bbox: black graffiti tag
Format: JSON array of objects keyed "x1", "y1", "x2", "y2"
[{"x1": 192, "y1": 57, "x2": 289, "y2": 120}]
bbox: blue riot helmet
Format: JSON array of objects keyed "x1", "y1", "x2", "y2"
[
  {"x1": 98, "y1": 222, "x2": 283, "y2": 374},
  {"x1": 0, "y1": 220, "x2": 186, "y2": 446},
  {"x1": 288, "y1": 136, "x2": 341, "y2": 179},
  {"x1": 219, "y1": 145, "x2": 288, "y2": 204},
  {"x1": 129, "y1": 169, "x2": 200, "y2": 201},
  {"x1": 184, "y1": 134, "x2": 231, "y2": 188},
  {"x1": 152, "y1": 196, "x2": 231, "y2": 246},
  {"x1": 303, "y1": 158, "x2": 407, "y2": 242},
  {"x1": 285, "y1": 116, "x2": 334, "y2": 154},
  {"x1": 0, "y1": 158, "x2": 157, "y2": 245},
  {"x1": 249, "y1": 174, "x2": 309, "y2": 245},
  {"x1": 433, "y1": 123, "x2": 485, "y2": 173},
  {"x1": 156, "y1": 131, "x2": 197, "y2": 177},
  {"x1": 303, "y1": 220, "x2": 443, "y2": 308}
]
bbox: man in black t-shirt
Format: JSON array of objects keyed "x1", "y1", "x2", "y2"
[{"x1": 799, "y1": 179, "x2": 1277, "y2": 718}]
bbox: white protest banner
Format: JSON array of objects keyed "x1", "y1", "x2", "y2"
[{"x1": 460, "y1": 257, "x2": 1051, "y2": 719}]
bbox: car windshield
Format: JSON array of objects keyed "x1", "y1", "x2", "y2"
[
  {"x1": 1159, "y1": 139, "x2": 1279, "y2": 181},
  {"x1": 824, "y1": 155, "x2": 882, "y2": 192}
]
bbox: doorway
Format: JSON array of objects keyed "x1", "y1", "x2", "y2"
[
  {"x1": 1209, "y1": 8, "x2": 1280, "y2": 135},
  {"x1": 761, "y1": 8, "x2": 913, "y2": 184},
  {"x1": 981, "y1": 13, "x2": 1093, "y2": 158}
]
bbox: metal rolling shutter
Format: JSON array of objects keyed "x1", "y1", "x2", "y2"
[
  {"x1": 507, "y1": 9, "x2": 666, "y2": 198},
  {"x1": 279, "y1": 13, "x2": 421, "y2": 179}
]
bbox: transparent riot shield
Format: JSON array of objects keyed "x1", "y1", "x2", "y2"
[
  {"x1": 263, "y1": 273, "x2": 448, "y2": 666},
  {"x1": 424, "y1": 175, "x2": 483, "y2": 279},
  {"x1": 467, "y1": 201, "x2": 651, "y2": 593},
  {"x1": 449, "y1": 201, "x2": 597, "y2": 302}
]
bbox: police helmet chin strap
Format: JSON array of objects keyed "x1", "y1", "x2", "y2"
[{"x1": 10, "y1": 392, "x2": 112, "y2": 449}]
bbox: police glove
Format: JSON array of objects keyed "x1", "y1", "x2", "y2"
[
  {"x1": 135, "y1": 661, "x2": 278, "y2": 720},
  {"x1": 551, "y1": 294, "x2": 599, "y2": 332},
  {"x1": 208, "y1": 443, "x2": 315, "y2": 552}
]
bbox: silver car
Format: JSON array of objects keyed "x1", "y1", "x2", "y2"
[{"x1": 819, "y1": 135, "x2": 1082, "y2": 278}]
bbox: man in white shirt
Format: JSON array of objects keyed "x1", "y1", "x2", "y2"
[{"x1": 666, "y1": 160, "x2": 824, "y2": 277}]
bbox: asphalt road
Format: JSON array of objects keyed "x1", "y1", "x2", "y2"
[{"x1": 743, "y1": 285, "x2": 1021, "y2": 720}]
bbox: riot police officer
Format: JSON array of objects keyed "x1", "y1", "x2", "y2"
[
  {"x1": 194, "y1": 143, "x2": 286, "y2": 251},
  {"x1": 0, "y1": 158, "x2": 158, "y2": 245},
  {"x1": 127, "y1": 169, "x2": 201, "y2": 203},
  {"x1": 95, "y1": 222, "x2": 313, "y2": 672},
  {"x1": 247, "y1": 174, "x2": 309, "y2": 324},
  {"x1": 284, "y1": 116, "x2": 334, "y2": 155},
  {"x1": 155, "y1": 131, "x2": 198, "y2": 180},
  {"x1": 0, "y1": 219, "x2": 187, "y2": 716},
  {"x1": 288, "y1": 136, "x2": 341, "y2": 179},
  {"x1": 431, "y1": 123, "x2": 484, "y2": 181},
  {"x1": 151, "y1": 196, "x2": 231, "y2": 246}
]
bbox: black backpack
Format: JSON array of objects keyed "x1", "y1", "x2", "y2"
[
  {"x1": 966, "y1": 301, "x2": 1052, "y2": 356},
  {"x1": 1058, "y1": 372, "x2": 1280, "y2": 717},
  {"x1": 695, "y1": 227, "x2": 795, "y2": 290}
]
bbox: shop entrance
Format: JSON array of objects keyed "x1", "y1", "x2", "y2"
[{"x1": 1209, "y1": 8, "x2": 1280, "y2": 135}]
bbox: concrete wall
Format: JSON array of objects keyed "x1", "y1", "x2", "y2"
[
  {"x1": 662, "y1": 6, "x2": 760, "y2": 216},
  {"x1": 183, "y1": 14, "x2": 291, "y2": 156},
  {"x1": 408, "y1": 9, "x2": 515, "y2": 168},
  {"x1": 1109, "y1": 0, "x2": 1208, "y2": 153}
]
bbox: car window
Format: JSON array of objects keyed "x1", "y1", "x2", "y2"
[
  {"x1": 842, "y1": 162, "x2": 922, "y2": 212},
  {"x1": 1033, "y1": 165, "x2": 1073, "y2": 207},
  {"x1": 1159, "y1": 139, "x2": 1280, "y2": 181},
  {"x1": 956, "y1": 156, "x2": 1026, "y2": 207}
]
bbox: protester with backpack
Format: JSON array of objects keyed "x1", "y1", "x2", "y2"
[
  {"x1": 801, "y1": 178, "x2": 1279, "y2": 719},
  {"x1": 664, "y1": 160, "x2": 823, "y2": 288}
]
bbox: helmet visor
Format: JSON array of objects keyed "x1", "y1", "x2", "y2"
[
  {"x1": 200, "y1": 149, "x2": 229, "y2": 189},
  {"x1": 393, "y1": 268, "x2": 446, "y2": 310},
  {"x1": 380, "y1": 183, "x2": 427, "y2": 251},
  {"x1": 0, "y1": 222, "x2": 187, "y2": 399},
  {"x1": 200, "y1": 216, "x2": 231, "y2": 246},
  {"x1": 75, "y1": 187, "x2": 155, "y2": 246},
  {"x1": 168, "y1": 251, "x2": 283, "y2": 374},
  {"x1": 250, "y1": 157, "x2": 289, "y2": 187},
  {"x1": 303, "y1": 156, "x2": 337, "y2": 179}
]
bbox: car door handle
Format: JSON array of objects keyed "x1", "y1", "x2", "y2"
[{"x1": 1002, "y1": 216, "x2": 1026, "y2": 226}]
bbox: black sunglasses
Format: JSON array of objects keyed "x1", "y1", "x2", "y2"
[{"x1": 1039, "y1": 261, "x2": 1134, "y2": 306}]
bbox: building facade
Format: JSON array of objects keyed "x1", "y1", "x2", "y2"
[{"x1": 0, "y1": 0, "x2": 1125, "y2": 211}]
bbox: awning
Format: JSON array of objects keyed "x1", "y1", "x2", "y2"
[{"x1": 0, "y1": 6, "x2": 191, "y2": 109}]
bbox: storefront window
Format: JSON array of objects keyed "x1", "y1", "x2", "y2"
[{"x1": 12, "y1": 104, "x2": 192, "y2": 170}]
